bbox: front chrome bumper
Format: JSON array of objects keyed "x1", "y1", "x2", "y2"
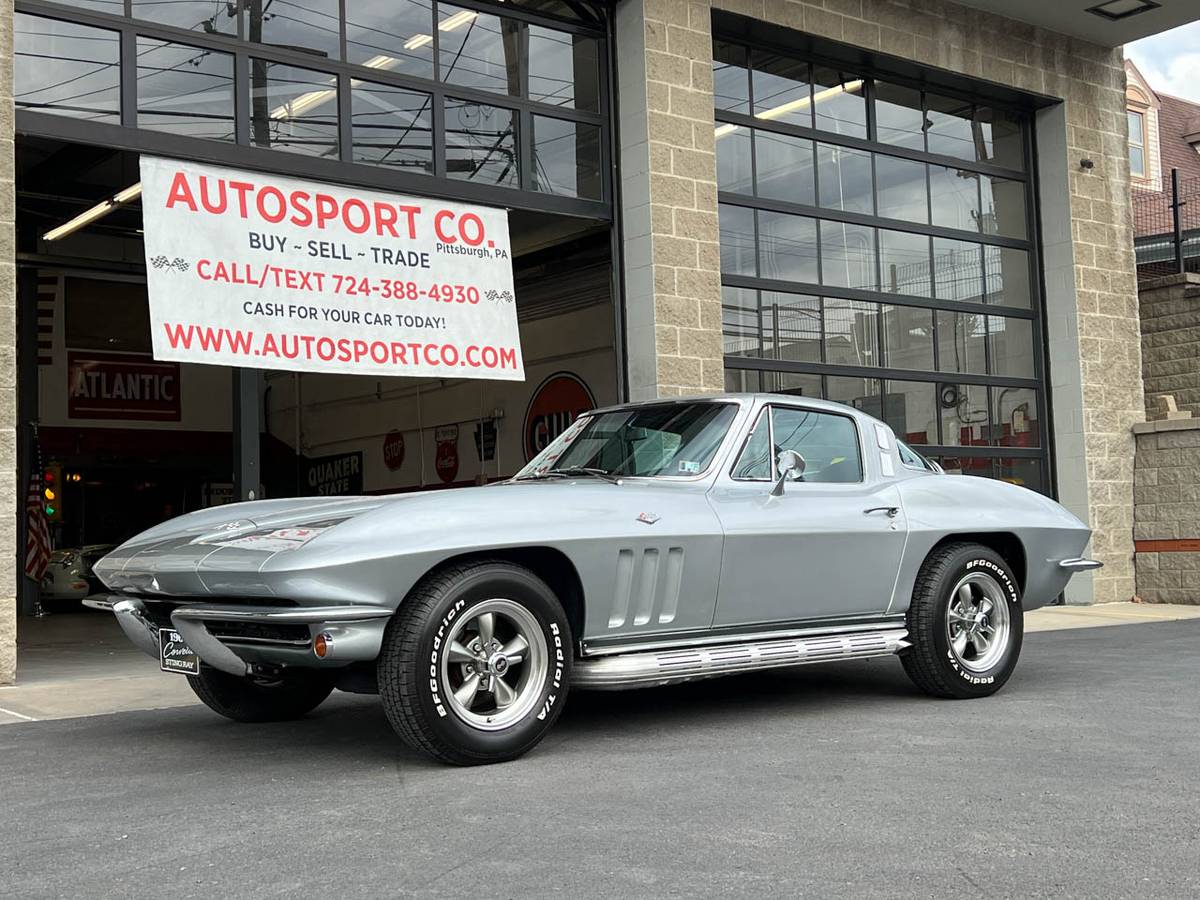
[
  {"x1": 85, "y1": 595, "x2": 393, "y2": 677},
  {"x1": 1058, "y1": 557, "x2": 1103, "y2": 573}
]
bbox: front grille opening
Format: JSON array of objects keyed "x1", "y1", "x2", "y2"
[{"x1": 206, "y1": 621, "x2": 311, "y2": 645}]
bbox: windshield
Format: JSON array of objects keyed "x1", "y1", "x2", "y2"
[{"x1": 516, "y1": 402, "x2": 738, "y2": 479}]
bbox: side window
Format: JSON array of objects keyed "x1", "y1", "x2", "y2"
[
  {"x1": 731, "y1": 406, "x2": 863, "y2": 483},
  {"x1": 732, "y1": 409, "x2": 772, "y2": 479},
  {"x1": 897, "y1": 440, "x2": 930, "y2": 470},
  {"x1": 771, "y1": 407, "x2": 863, "y2": 483}
]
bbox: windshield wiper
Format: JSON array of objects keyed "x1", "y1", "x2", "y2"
[{"x1": 514, "y1": 467, "x2": 622, "y2": 484}]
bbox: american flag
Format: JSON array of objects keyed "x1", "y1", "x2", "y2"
[{"x1": 25, "y1": 470, "x2": 51, "y2": 582}]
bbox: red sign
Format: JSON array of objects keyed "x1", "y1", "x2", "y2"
[
  {"x1": 67, "y1": 352, "x2": 181, "y2": 421},
  {"x1": 523, "y1": 372, "x2": 595, "y2": 461},
  {"x1": 435, "y1": 425, "x2": 459, "y2": 484},
  {"x1": 383, "y1": 430, "x2": 406, "y2": 471}
]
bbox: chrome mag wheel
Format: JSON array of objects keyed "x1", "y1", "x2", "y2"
[
  {"x1": 440, "y1": 599, "x2": 549, "y2": 731},
  {"x1": 945, "y1": 572, "x2": 1011, "y2": 673}
]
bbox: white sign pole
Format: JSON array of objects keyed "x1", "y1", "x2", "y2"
[{"x1": 140, "y1": 156, "x2": 524, "y2": 381}]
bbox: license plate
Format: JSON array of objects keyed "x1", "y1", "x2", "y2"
[{"x1": 159, "y1": 628, "x2": 200, "y2": 675}]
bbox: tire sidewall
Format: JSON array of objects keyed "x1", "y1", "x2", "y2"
[
  {"x1": 930, "y1": 548, "x2": 1023, "y2": 695},
  {"x1": 412, "y1": 566, "x2": 571, "y2": 759}
]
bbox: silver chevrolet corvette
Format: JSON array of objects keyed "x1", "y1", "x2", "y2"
[{"x1": 91, "y1": 394, "x2": 1100, "y2": 765}]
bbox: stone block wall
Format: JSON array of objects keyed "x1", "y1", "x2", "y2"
[
  {"x1": 618, "y1": 0, "x2": 1142, "y2": 603},
  {"x1": 1133, "y1": 419, "x2": 1200, "y2": 604},
  {"x1": 1140, "y1": 273, "x2": 1200, "y2": 419}
]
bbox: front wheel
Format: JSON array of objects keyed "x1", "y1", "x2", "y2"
[
  {"x1": 187, "y1": 666, "x2": 335, "y2": 722},
  {"x1": 901, "y1": 542, "x2": 1023, "y2": 699},
  {"x1": 377, "y1": 561, "x2": 571, "y2": 766}
]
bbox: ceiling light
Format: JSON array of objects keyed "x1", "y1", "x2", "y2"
[
  {"x1": 1085, "y1": 0, "x2": 1160, "y2": 21},
  {"x1": 404, "y1": 33, "x2": 433, "y2": 50},
  {"x1": 714, "y1": 123, "x2": 739, "y2": 139},
  {"x1": 438, "y1": 10, "x2": 478, "y2": 31},
  {"x1": 756, "y1": 79, "x2": 864, "y2": 123},
  {"x1": 43, "y1": 182, "x2": 142, "y2": 242},
  {"x1": 272, "y1": 57, "x2": 400, "y2": 120}
]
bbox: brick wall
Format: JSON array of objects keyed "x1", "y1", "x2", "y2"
[
  {"x1": 1133, "y1": 418, "x2": 1200, "y2": 605},
  {"x1": 1140, "y1": 273, "x2": 1200, "y2": 418}
]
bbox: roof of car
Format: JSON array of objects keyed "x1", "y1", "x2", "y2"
[{"x1": 591, "y1": 393, "x2": 870, "y2": 418}]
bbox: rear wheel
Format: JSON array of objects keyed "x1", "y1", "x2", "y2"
[
  {"x1": 377, "y1": 560, "x2": 571, "y2": 766},
  {"x1": 901, "y1": 542, "x2": 1023, "y2": 699},
  {"x1": 187, "y1": 666, "x2": 335, "y2": 722}
]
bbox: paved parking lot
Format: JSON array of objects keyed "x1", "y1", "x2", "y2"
[{"x1": 2, "y1": 618, "x2": 1198, "y2": 899}]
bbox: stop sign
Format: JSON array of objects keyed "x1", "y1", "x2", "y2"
[{"x1": 383, "y1": 430, "x2": 405, "y2": 471}]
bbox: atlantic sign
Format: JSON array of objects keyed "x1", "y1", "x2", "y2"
[{"x1": 139, "y1": 156, "x2": 524, "y2": 381}]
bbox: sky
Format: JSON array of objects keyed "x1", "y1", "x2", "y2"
[{"x1": 1126, "y1": 21, "x2": 1200, "y2": 103}]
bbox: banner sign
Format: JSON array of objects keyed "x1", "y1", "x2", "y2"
[
  {"x1": 304, "y1": 451, "x2": 363, "y2": 496},
  {"x1": 67, "y1": 351, "x2": 181, "y2": 421},
  {"x1": 139, "y1": 156, "x2": 524, "y2": 381}
]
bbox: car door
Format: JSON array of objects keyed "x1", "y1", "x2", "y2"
[{"x1": 708, "y1": 402, "x2": 908, "y2": 627}]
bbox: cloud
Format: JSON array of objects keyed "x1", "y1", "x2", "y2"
[{"x1": 1127, "y1": 22, "x2": 1200, "y2": 103}]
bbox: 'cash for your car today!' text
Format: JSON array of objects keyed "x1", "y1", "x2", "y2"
[{"x1": 140, "y1": 155, "x2": 524, "y2": 381}]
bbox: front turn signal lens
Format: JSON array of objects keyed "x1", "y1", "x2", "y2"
[{"x1": 314, "y1": 632, "x2": 330, "y2": 658}]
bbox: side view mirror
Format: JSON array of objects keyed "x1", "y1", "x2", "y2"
[{"x1": 770, "y1": 449, "x2": 805, "y2": 496}]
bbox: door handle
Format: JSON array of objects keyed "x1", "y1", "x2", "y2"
[{"x1": 863, "y1": 506, "x2": 899, "y2": 518}]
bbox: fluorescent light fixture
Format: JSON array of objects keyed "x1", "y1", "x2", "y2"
[
  {"x1": 714, "y1": 123, "x2": 739, "y2": 139},
  {"x1": 404, "y1": 33, "x2": 433, "y2": 50},
  {"x1": 438, "y1": 10, "x2": 478, "y2": 31},
  {"x1": 271, "y1": 55, "x2": 400, "y2": 120},
  {"x1": 43, "y1": 182, "x2": 142, "y2": 242},
  {"x1": 1085, "y1": 0, "x2": 1159, "y2": 20},
  {"x1": 716, "y1": 79, "x2": 863, "y2": 140}
]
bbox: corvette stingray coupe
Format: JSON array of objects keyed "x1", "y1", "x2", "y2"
[{"x1": 91, "y1": 394, "x2": 1100, "y2": 765}]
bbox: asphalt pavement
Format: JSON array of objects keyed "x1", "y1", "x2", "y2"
[{"x1": 2, "y1": 620, "x2": 1199, "y2": 899}]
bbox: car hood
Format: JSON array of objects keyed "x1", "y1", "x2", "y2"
[{"x1": 93, "y1": 479, "x2": 707, "y2": 597}]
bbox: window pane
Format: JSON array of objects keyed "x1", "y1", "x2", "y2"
[
  {"x1": 762, "y1": 292, "x2": 821, "y2": 363},
  {"x1": 882, "y1": 305, "x2": 934, "y2": 370},
  {"x1": 980, "y1": 174, "x2": 1027, "y2": 239},
  {"x1": 345, "y1": 1, "x2": 435, "y2": 78},
  {"x1": 14, "y1": 15, "x2": 120, "y2": 122},
  {"x1": 529, "y1": 27, "x2": 600, "y2": 111},
  {"x1": 929, "y1": 164, "x2": 981, "y2": 232},
  {"x1": 725, "y1": 368, "x2": 762, "y2": 392},
  {"x1": 875, "y1": 82, "x2": 925, "y2": 150},
  {"x1": 771, "y1": 407, "x2": 863, "y2": 483},
  {"x1": 137, "y1": 40, "x2": 235, "y2": 141},
  {"x1": 753, "y1": 53, "x2": 810, "y2": 127},
  {"x1": 52, "y1": 0, "x2": 123, "y2": 12},
  {"x1": 817, "y1": 143, "x2": 873, "y2": 214},
  {"x1": 532, "y1": 116, "x2": 602, "y2": 199},
  {"x1": 716, "y1": 128, "x2": 753, "y2": 194},
  {"x1": 732, "y1": 409, "x2": 771, "y2": 479},
  {"x1": 445, "y1": 99, "x2": 517, "y2": 186},
  {"x1": 821, "y1": 221, "x2": 877, "y2": 291},
  {"x1": 1129, "y1": 145, "x2": 1146, "y2": 178},
  {"x1": 824, "y1": 299, "x2": 879, "y2": 367},
  {"x1": 244, "y1": 0, "x2": 340, "y2": 60},
  {"x1": 1128, "y1": 110, "x2": 1145, "y2": 145},
  {"x1": 939, "y1": 383, "x2": 989, "y2": 447},
  {"x1": 933, "y1": 238, "x2": 984, "y2": 303},
  {"x1": 755, "y1": 131, "x2": 815, "y2": 205},
  {"x1": 719, "y1": 204, "x2": 757, "y2": 276},
  {"x1": 925, "y1": 93, "x2": 976, "y2": 160},
  {"x1": 714, "y1": 42, "x2": 750, "y2": 114},
  {"x1": 827, "y1": 375, "x2": 882, "y2": 414},
  {"x1": 977, "y1": 106, "x2": 1025, "y2": 170},
  {"x1": 131, "y1": 1, "x2": 237, "y2": 36},
  {"x1": 439, "y1": 6, "x2": 520, "y2": 97},
  {"x1": 987, "y1": 316, "x2": 1036, "y2": 378},
  {"x1": 248, "y1": 60, "x2": 338, "y2": 157},
  {"x1": 722, "y1": 286, "x2": 760, "y2": 357},
  {"x1": 936, "y1": 310, "x2": 988, "y2": 375},
  {"x1": 758, "y1": 211, "x2": 819, "y2": 283},
  {"x1": 352, "y1": 82, "x2": 433, "y2": 174},
  {"x1": 875, "y1": 155, "x2": 928, "y2": 224},
  {"x1": 996, "y1": 457, "x2": 1044, "y2": 493},
  {"x1": 940, "y1": 455, "x2": 994, "y2": 479},
  {"x1": 65, "y1": 277, "x2": 151, "y2": 354},
  {"x1": 767, "y1": 371, "x2": 823, "y2": 397},
  {"x1": 884, "y1": 380, "x2": 937, "y2": 445},
  {"x1": 994, "y1": 388, "x2": 1040, "y2": 448},
  {"x1": 986, "y1": 246, "x2": 1031, "y2": 307},
  {"x1": 811, "y1": 66, "x2": 867, "y2": 137},
  {"x1": 879, "y1": 230, "x2": 932, "y2": 297}
]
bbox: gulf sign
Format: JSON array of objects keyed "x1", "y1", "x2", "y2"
[{"x1": 523, "y1": 372, "x2": 596, "y2": 462}]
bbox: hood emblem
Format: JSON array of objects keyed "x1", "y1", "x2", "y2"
[{"x1": 636, "y1": 512, "x2": 660, "y2": 525}]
